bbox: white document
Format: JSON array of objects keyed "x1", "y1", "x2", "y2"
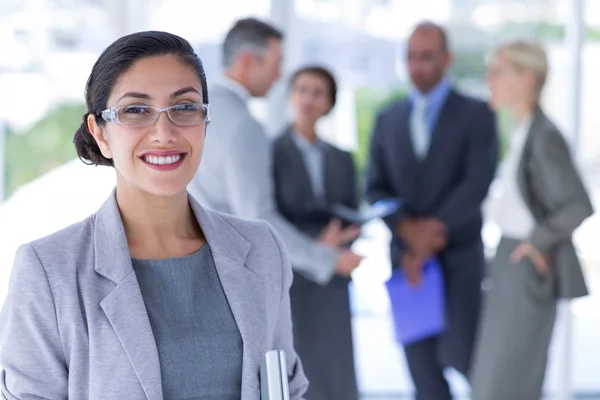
[
  {"x1": 260, "y1": 350, "x2": 290, "y2": 400},
  {"x1": 330, "y1": 198, "x2": 402, "y2": 225}
]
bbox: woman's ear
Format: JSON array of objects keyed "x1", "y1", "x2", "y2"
[{"x1": 87, "y1": 114, "x2": 113, "y2": 160}]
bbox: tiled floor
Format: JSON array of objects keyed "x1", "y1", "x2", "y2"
[{"x1": 352, "y1": 306, "x2": 600, "y2": 399}]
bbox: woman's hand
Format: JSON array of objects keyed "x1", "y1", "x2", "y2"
[
  {"x1": 510, "y1": 241, "x2": 550, "y2": 278},
  {"x1": 318, "y1": 219, "x2": 361, "y2": 248}
]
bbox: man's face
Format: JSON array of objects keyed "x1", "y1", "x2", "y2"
[
  {"x1": 247, "y1": 38, "x2": 282, "y2": 97},
  {"x1": 407, "y1": 28, "x2": 451, "y2": 93}
]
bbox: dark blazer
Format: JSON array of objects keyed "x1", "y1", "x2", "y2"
[
  {"x1": 518, "y1": 107, "x2": 593, "y2": 298},
  {"x1": 272, "y1": 128, "x2": 359, "y2": 400},
  {"x1": 273, "y1": 129, "x2": 358, "y2": 239},
  {"x1": 365, "y1": 89, "x2": 499, "y2": 264}
]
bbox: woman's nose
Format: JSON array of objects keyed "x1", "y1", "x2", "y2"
[{"x1": 148, "y1": 112, "x2": 177, "y2": 143}]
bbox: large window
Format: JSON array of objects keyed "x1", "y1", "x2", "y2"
[{"x1": 0, "y1": 1, "x2": 598, "y2": 398}]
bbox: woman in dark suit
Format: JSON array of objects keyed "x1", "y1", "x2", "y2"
[
  {"x1": 471, "y1": 39, "x2": 593, "y2": 399},
  {"x1": 0, "y1": 31, "x2": 307, "y2": 399},
  {"x1": 272, "y1": 66, "x2": 360, "y2": 400}
]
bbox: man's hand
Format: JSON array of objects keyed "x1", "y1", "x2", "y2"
[
  {"x1": 425, "y1": 219, "x2": 447, "y2": 253},
  {"x1": 335, "y1": 249, "x2": 363, "y2": 277},
  {"x1": 401, "y1": 252, "x2": 427, "y2": 287},
  {"x1": 318, "y1": 219, "x2": 361, "y2": 248},
  {"x1": 396, "y1": 218, "x2": 447, "y2": 258}
]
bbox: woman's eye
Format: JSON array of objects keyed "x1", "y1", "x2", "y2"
[
  {"x1": 174, "y1": 104, "x2": 199, "y2": 111},
  {"x1": 123, "y1": 106, "x2": 149, "y2": 114}
]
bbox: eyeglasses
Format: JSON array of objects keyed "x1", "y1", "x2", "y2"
[{"x1": 100, "y1": 103, "x2": 210, "y2": 127}]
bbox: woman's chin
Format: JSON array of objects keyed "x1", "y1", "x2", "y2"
[
  {"x1": 296, "y1": 114, "x2": 318, "y2": 125},
  {"x1": 138, "y1": 180, "x2": 191, "y2": 198}
]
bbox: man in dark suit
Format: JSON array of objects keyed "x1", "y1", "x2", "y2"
[{"x1": 365, "y1": 21, "x2": 498, "y2": 400}]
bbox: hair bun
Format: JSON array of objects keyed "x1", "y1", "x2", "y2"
[{"x1": 73, "y1": 114, "x2": 113, "y2": 167}]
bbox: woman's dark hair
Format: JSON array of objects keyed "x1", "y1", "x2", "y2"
[
  {"x1": 73, "y1": 31, "x2": 209, "y2": 166},
  {"x1": 289, "y1": 65, "x2": 337, "y2": 108}
]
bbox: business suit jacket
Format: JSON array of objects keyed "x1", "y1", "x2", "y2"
[
  {"x1": 518, "y1": 107, "x2": 593, "y2": 298},
  {"x1": 273, "y1": 128, "x2": 358, "y2": 238},
  {"x1": 366, "y1": 89, "x2": 498, "y2": 264},
  {"x1": 272, "y1": 129, "x2": 358, "y2": 400},
  {"x1": 0, "y1": 191, "x2": 308, "y2": 399},
  {"x1": 188, "y1": 82, "x2": 338, "y2": 284}
]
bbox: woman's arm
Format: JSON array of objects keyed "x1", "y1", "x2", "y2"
[
  {"x1": 0, "y1": 244, "x2": 68, "y2": 399},
  {"x1": 263, "y1": 222, "x2": 309, "y2": 400},
  {"x1": 528, "y1": 127, "x2": 594, "y2": 253}
]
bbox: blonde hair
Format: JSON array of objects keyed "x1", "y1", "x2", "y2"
[{"x1": 494, "y1": 39, "x2": 548, "y2": 99}]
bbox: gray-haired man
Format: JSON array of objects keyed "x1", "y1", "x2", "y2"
[{"x1": 188, "y1": 18, "x2": 361, "y2": 284}]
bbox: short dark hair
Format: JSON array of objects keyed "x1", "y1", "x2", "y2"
[
  {"x1": 289, "y1": 65, "x2": 338, "y2": 108},
  {"x1": 413, "y1": 21, "x2": 450, "y2": 52},
  {"x1": 222, "y1": 18, "x2": 283, "y2": 67},
  {"x1": 73, "y1": 31, "x2": 208, "y2": 167}
]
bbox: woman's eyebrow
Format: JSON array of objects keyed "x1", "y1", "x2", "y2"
[
  {"x1": 116, "y1": 92, "x2": 152, "y2": 103},
  {"x1": 171, "y1": 87, "x2": 201, "y2": 98},
  {"x1": 114, "y1": 87, "x2": 201, "y2": 103}
]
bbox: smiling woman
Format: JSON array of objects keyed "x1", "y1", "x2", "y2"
[{"x1": 0, "y1": 31, "x2": 308, "y2": 400}]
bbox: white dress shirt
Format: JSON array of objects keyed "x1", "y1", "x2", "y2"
[
  {"x1": 291, "y1": 133, "x2": 328, "y2": 205},
  {"x1": 410, "y1": 96, "x2": 430, "y2": 158},
  {"x1": 490, "y1": 116, "x2": 536, "y2": 240}
]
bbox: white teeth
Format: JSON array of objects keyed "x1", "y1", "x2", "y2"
[{"x1": 143, "y1": 154, "x2": 182, "y2": 165}]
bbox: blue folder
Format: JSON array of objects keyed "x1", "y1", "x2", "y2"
[{"x1": 385, "y1": 257, "x2": 445, "y2": 346}]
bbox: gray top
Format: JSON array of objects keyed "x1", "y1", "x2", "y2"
[{"x1": 132, "y1": 244, "x2": 243, "y2": 400}]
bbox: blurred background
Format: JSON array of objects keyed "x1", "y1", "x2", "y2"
[{"x1": 1, "y1": 0, "x2": 599, "y2": 398}]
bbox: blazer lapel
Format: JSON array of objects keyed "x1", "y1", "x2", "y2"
[
  {"x1": 390, "y1": 100, "x2": 422, "y2": 201},
  {"x1": 281, "y1": 130, "x2": 318, "y2": 205},
  {"x1": 395, "y1": 100, "x2": 418, "y2": 166},
  {"x1": 94, "y1": 191, "x2": 163, "y2": 400},
  {"x1": 94, "y1": 191, "x2": 267, "y2": 399},
  {"x1": 424, "y1": 90, "x2": 457, "y2": 163},
  {"x1": 516, "y1": 106, "x2": 544, "y2": 212},
  {"x1": 284, "y1": 128, "x2": 324, "y2": 209},
  {"x1": 189, "y1": 196, "x2": 267, "y2": 398},
  {"x1": 323, "y1": 144, "x2": 337, "y2": 205}
]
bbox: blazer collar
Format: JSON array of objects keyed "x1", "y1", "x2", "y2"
[
  {"x1": 94, "y1": 189, "x2": 263, "y2": 399},
  {"x1": 518, "y1": 105, "x2": 548, "y2": 167},
  {"x1": 218, "y1": 77, "x2": 252, "y2": 102},
  {"x1": 516, "y1": 105, "x2": 548, "y2": 207},
  {"x1": 279, "y1": 128, "x2": 331, "y2": 206},
  {"x1": 93, "y1": 189, "x2": 251, "y2": 283},
  {"x1": 525, "y1": 105, "x2": 546, "y2": 143}
]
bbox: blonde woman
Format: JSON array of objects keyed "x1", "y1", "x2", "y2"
[{"x1": 470, "y1": 40, "x2": 593, "y2": 399}]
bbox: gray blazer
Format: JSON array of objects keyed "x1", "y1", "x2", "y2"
[
  {"x1": 518, "y1": 107, "x2": 594, "y2": 298},
  {"x1": 0, "y1": 191, "x2": 308, "y2": 399},
  {"x1": 188, "y1": 82, "x2": 338, "y2": 284}
]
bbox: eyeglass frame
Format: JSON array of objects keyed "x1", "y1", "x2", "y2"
[{"x1": 99, "y1": 103, "x2": 211, "y2": 127}]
